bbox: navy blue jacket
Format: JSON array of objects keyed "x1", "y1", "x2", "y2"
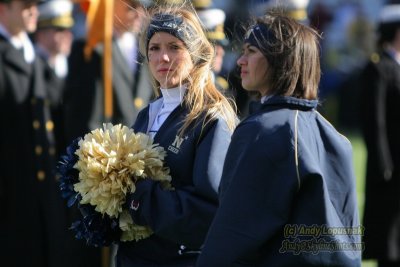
[
  {"x1": 116, "y1": 101, "x2": 233, "y2": 266},
  {"x1": 196, "y1": 96, "x2": 362, "y2": 267}
]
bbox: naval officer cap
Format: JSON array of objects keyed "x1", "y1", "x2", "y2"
[
  {"x1": 192, "y1": 0, "x2": 228, "y2": 46},
  {"x1": 37, "y1": 0, "x2": 74, "y2": 29}
]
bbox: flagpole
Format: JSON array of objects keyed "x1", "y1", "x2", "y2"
[{"x1": 103, "y1": 0, "x2": 113, "y2": 121}]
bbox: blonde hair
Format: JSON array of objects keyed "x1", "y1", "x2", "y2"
[{"x1": 139, "y1": 3, "x2": 237, "y2": 134}]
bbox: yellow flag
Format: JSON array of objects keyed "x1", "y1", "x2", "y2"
[{"x1": 78, "y1": 0, "x2": 114, "y2": 119}]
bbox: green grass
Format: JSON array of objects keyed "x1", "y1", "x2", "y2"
[
  {"x1": 348, "y1": 131, "x2": 367, "y2": 219},
  {"x1": 345, "y1": 130, "x2": 377, "y2": 267}
]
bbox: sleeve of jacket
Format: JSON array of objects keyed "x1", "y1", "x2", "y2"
[
  {"x1": 196, "y1": 121, "x2": 299, "y2": 266},
  {"x1": 127, "y1": 118, "x2": 232, "y2": 248},
  {"x1": 360, "y1": 62, "x2": 393, "y2": 180}
]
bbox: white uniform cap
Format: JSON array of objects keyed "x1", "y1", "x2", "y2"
[
  {"x1": 197, "y1": 8, "x2": 228, "y2": 45},
  {"x1": 197, "y1": 8, "x2": 225, "y2": 30},
  {"x1": 38, "y1": 0, "x2": 74, "y2": 29},
  {"x1": 379, "y1": 4, "x2": 400, "y2": 24}
]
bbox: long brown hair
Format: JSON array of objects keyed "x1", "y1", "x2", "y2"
[{"x1": 139, "y1": 3, "x2": 237, "y2": 134}]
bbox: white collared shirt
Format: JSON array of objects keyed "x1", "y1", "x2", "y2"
[{"x1": 0, "y1": 23, "x2": 35, "y2": 63}]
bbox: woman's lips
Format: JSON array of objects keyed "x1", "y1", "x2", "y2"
[{"x1": 158, "y1": 68, "x2": 172, "y2": 73}]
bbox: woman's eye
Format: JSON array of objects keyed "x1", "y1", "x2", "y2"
[
  {"x1": 241, "y1": 47, "x2": 253, "y2": 55},
  {"x1": 149, "y1": 46, "x2": 159, "y2": 51}
]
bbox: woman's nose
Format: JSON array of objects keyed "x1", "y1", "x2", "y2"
[
  {"x1": 237, "y1": 55, "x2": 245, "y2": 66},
  {"x1": 160, "y1": 52, "x2": 170, "y2": 62}
]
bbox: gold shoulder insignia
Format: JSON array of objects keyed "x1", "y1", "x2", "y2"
[{"x1": 370, "y1": 53, "x2": 380, "y2": 64}]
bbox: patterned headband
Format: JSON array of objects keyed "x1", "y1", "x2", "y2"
[
  {"x1": 146, "y1": 13, "x2": 195, "y2": 51},
  {"x1": 244, "y1": 23, "x2": 276, "y2": 56}
]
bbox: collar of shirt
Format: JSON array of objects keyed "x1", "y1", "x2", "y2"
[
  {"x1": 0, "y1": 23, "x2": 35, "y2": 63},
  {"x1": 54, "y1": 54, "x2": 68, "y2": 78},
  {"x1": 160, "y1": 85, "x2": 187, "y2": 105},
  {"x1": 147, "y1": 85, "x2": 187, "y2": 138}
]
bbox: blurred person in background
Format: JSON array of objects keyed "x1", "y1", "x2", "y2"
[
  {"x1": 35, "y1": 0, "x2": 74, "y2": 80},
  {"x1": 360, "y1": 3, "x2": 400, "y2": 267},
  {"x1": 34, "y1": 0, "x2": 74, "y2": 155},
  {"x1": 193, "y1": 0, "x2": 231, "y2": 95},
  {"x1": 0, "y1": 0, "x2": 80, "y2": 266},
  {"x1": 63, "y1": 0, "x2": 153, "y2": 144},
  {"x1": 316, "y1": 1, "x2": 374, "y2": 129}
]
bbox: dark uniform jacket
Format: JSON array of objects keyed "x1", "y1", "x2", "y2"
[
  {"x1": 360, "y1": 51, "x2": 400, "y2": 260},
  {"x1": 35, "y1": 49, "x2": 67, "y2": 155},
  {"x1": 0, "y1": 34, "x2": 70, "y2": 267},
  {"x1": 116, "y1": 99, "x2": 233, "y2": 267},
  {"x1": 63, "y1": 38, "x2": 153, "y2": 143},
  {"x1": 196, "y1": 96, "x2": 362, "y2": 266}
]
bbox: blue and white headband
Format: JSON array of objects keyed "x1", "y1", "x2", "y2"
[
  {"x1": 244, "y1": 23, "x2": 276, "y2": 56},
  {"x1": 146, "y1": 13, "x2": 195, "y2": 50}
]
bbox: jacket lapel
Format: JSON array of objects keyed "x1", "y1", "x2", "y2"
[
  {"x1": 3, "y1": 45, "x2": 32, "y2": 75},
  {"x1": 1, "y1": 39, "x2": 33, "y2": 102}
]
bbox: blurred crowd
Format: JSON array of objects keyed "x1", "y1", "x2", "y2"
[{"x1": 0, "y1": 0, "x2": 398, "y2": 266}]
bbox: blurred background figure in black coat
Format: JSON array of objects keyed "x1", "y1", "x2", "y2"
[
  {"x1": 35, "y1": 0, "x2": 74, "y2": 80},
  {"x1": 0, "y1": 0, "x2": 81, "y2": 266},
  {"x1": 193, "y1": 0, "x2": 231, "y2": 96},
  {"x1": 33, "y1": 0, "x2": 74, "y2": 158},
  {"x1": 63, "y1": 0, "x2": 153, "y2": 144},
  {"x1": 360, "y1": 3, "x2": 400, "y2": 267}
]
